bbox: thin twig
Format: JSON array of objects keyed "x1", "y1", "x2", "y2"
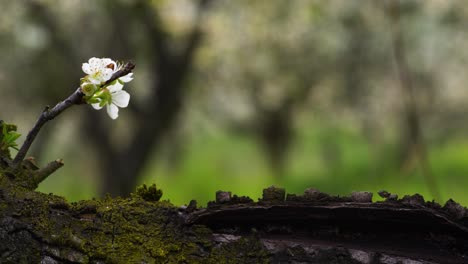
[
  {"x1": 12, "y1": 62, "x2": 136, "y2": 168},
  {"x1": 12, "y1": 89, "x2": 84, "y2": 168}
]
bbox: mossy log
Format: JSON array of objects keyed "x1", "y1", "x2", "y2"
[
  {"x1": 2, "y1": 178, "x2": 468, "y2": 263},
  {"x1": 1, "y1": 126, "x2": 468, "y2": 263}
]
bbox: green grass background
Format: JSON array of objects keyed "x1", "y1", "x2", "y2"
[{"x1": 36, "y1": 123, "x2": 468, "y2": 207}]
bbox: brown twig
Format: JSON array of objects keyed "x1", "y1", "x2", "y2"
[
  {"x1": 12, "y1": 89, "x2": 84, "y2": 168},
  {"x1": 12, "y1": 62, "x2": 135, "y2": 169},
  {"x1": 32, "y1": 159, "x2": 64, "y2": 186}
]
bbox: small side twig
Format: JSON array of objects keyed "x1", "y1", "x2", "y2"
[
  {"x1": 32, "y1": 159, "x2": 64, "y2": 186},
  {"x1": 12, "y1": 62, "x2": 135, "y2": 169}
]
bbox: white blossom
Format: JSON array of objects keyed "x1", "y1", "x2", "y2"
[
  {"x1": 82, "y1": 57, "x2": 117, "y2": 84},
  {"x1": 91, "y1": 82, "x2": 130, "y2": 120},
  {"x1": 82, "y1": 57, "x2": 134, "y2": 120},
  {"x1": 119, "y1": 72, "x2": 133, "y2": 83}
]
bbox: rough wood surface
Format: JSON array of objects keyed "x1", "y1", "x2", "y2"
[{"x1": 188, "y1": 187, "x2": 468, "y2": 263}]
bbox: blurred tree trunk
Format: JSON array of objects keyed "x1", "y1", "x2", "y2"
[
  {"x1": 250, "y1": 80, "x2": 314, "y2": 179},
  {"x1": 258, "y1": 104, "x2": 294, "y2": 179},
  {"x1": 387, "y1": 1, "x2": 440, "y2": 201},
  {"x1": 94, "y1": 0, "x2": 214, "y2": 196}
]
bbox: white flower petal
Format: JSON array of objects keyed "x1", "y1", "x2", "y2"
[
  {"x1": 106, "y1": 104, "x2": 119, "y2": 120},
  {"x1": 99, "y1": 58, "x2": 116, "y2": 73},
  {"x1": 101, "y1": 58, "x2": 114, "y2": 66},
  {"x1": 107, "y1": 82, "x2": 124, "y2": 93},
  {"x1": 101, "y1": 68, "x2": 114, "y2": 82},
  {"x1": 82, "y1": 63, "x2": 92, "y2": 74},
  {"x1": 119, "y1": 73, "x2": 133, "y2": 83},
  {"x1": 92, "y1": 103, "x2": 103, "y2": 110},
  {"x1": 88, "y1": 77, "x2": 102, "y2": 84},
  {"x1": 82, "y1": 58, "x2": 121, "y2": 85},
  {"x1": 88, "y1": 57, "x2": 100, "y2": 68},
  {"x1": 112, "y1": 90, "x2": 130, "y2": 108}
]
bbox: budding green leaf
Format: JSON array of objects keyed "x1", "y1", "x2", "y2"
[{"x1": 1, "y1": 123, "x2": 21, "y2": 151}]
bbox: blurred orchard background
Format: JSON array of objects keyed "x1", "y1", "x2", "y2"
[{"x1": 1, "y1": 0, "x2": 468, "y2": 205}]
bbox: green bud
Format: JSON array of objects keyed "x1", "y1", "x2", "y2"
[
  {"x1": 86, "y1": 97, "x2": 101, "y2": 104},
  {"x1": 80, "y1": 82, "x2": 97, "y2": 96}
]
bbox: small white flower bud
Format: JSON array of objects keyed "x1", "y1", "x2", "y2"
[{"x1": 80, "y1": 82, "x2": 97, "y2": 96}]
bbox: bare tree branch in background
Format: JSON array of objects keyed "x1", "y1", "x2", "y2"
[{"x1": 386, "y1": 1, "x2": 441, "y2": 201}]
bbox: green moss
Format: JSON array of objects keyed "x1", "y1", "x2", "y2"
[
  {"x1": 134, "y1": 183, "x2": 163, "y2": 202},
  {"x1": 1, "y1": 142, "x2": 270, "y2": 263},
  {"x1": 0, "y1": 182, "x2": 274, "y2": 262}
]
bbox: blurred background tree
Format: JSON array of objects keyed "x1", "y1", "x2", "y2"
[{"x1": 2, "y1": 0, "x2": 468, "y2": 205}]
